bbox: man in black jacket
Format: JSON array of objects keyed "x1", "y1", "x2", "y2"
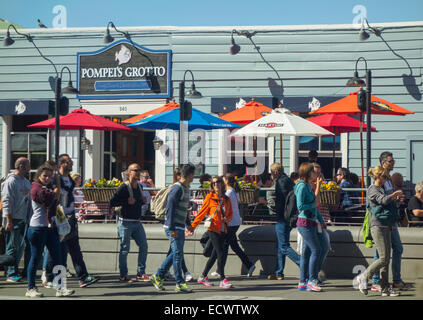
[
  {"x1": 267, "y1": 163, "x2": 300, "y2": 280},
  {"x1": 110, "y1": 163, "x2": 149, "y2": 283}
]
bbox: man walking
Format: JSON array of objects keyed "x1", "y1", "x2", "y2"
[
  {"x1": 150, "y1": 164, "x2": 195, "y2": 293},
  {"x1": 371, "y1": 151, "x2": 411, "y2": 292},
  {"x1": 47, "y1": 154, "x2": 99, "y2": 288},
  {"x1": 110, "y1": 163, "x2": 149, "y2": 282},
  {"x1": 267, "y1": 162, "x2": 300, "y2": 280},
  {"x1": 1, "y1": 158, "x2": 31, "y2": 282}
]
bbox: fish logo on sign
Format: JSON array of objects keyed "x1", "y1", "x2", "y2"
[
  {"x1": 115, "y1": 45, "x2": 132, "y2": 65},
  {"x1": 15, "y1": 101, "x2": 27, "y2": 114},
  {"x1": 258, "y1": 122, "x2": 284, "y2": 129}
]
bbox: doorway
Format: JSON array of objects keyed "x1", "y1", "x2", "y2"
[
  {"x1": 410, "y1": 139, "x2": 423, "y2": 184},
  {"x1": 115, "y1": 130, "x2": 155, "y2": 181}
]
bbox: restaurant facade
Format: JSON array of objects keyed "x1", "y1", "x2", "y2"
[{"x1": 0, "y1": 22, "x2": 422, "y2": 186}]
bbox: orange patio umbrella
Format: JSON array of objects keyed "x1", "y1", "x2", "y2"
[
  {"x1": 309, "y1": 90, "x2": 414, "y2": 116},
  {"x1": 309, "y1": 90, "x2": 414, "y2": 203},
  {"x1": 220, "y1": 99, "x2": 273, "y2": 124},
  {"x1": 122, "y1": 100, "x2": 180, "y2": 124}
]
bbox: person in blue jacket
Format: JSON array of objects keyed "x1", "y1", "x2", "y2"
[{"x1": 295, "y1": 162, "x2": 326, "y2": 292}]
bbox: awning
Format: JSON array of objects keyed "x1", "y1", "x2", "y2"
[{"x1": 0, "y1": 100, "x2": 54, "y2": 116}]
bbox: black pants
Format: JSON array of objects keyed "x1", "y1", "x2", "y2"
[
  {"x1": 222, "y1": 225, "x2": 253, "y2": 269},
  {"x1": 202, "y1": 231, "x2": 226, "y2": 280},
  {"x1": 0, "y1": 254, "x2": 14, "y2": 267},
  {"x1": 46, "y1": 214, "x2": 88, "y2": 282}
]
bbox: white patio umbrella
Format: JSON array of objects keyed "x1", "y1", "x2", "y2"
[{"x1": 231, "y1": 108, "x2": 333, "y2": 163}]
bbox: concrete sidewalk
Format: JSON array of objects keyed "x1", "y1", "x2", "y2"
[{"x1": 1, "y1": 273, "x2": 422, "y2": 300}]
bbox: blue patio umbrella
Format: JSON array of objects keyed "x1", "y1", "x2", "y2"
[{"x1": 127, "y1": 107, "x2": 240, "y2": 130}]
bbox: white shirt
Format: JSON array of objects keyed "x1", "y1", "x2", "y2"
[{"x1": 226, "y1": 189, "x2": 242, "y2": 227}]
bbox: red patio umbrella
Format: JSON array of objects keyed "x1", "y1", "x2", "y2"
[
  {"x1": 307, "y1": 113, "x2": 376, "y2": 178},
  {"x1": 28, "y1": 108, "x2": 131, "y2": 131},
  {"x1": 28, "y1": 108, "x2": 131, "y2": 180}
]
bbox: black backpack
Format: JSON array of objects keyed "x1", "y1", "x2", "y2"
[{"x1": 284, "y1": 190, "x2": 299, "y2": 228}]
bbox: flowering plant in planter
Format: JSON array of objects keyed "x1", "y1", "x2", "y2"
[
  {"x1": 320, "y1": 181, "x2": 340, "y2": 191},
  {"x1": 83, "y1": 178, "x2": 123, "y2": 188}
]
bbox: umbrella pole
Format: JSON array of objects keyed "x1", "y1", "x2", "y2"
[
  {"x1": 333, "y1": 133, "x2": 336, "y2": 179},
  {"x1": 279, "y1": 134, "x2": 282, "y2": 164},
  {"x1": 359, "y1": 113, "x2": 365, "y2": 205},
  {"x1": 80, "y1": 128, "x2": 84, "y2": 181}
]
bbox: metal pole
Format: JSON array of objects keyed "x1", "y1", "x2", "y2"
[
  {"x1": 366, "y1": 69, "x2": 372, "y2": 187},
  {"x1": 178, "y1": 81, "x2": 185, "y2": 166},
  {"x1": 55, "y1": 77, "x2": 61, "y2": 164}
]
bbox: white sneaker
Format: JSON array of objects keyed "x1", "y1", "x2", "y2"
[
  {"x1": 353, "y1": 274, "x2": 368, "y2": 295},
  {"x1": 56, "y1": 288, "x2": 75, "y2": 297},
  {"x1": 41, "y1": 271, "x2": 47, "y2": 284},
  {"x1": 25, "y1": 288, "x2": 43, "y2": 298},
  {"x1": 381, "y1": 286, "x2": 400, "y2": 297},
  {"x1": 211, "y1": 271, "x2": 220, "y2": 277},
  {"x1": 185, "y1": 272, "x2": 193, "y2": 282},
  {"x1": 247, "y1": 264, "x2": 256, "y2": 277},
  {"x1": 44, "y1": 282, "x2": 56, "y2": 289}
]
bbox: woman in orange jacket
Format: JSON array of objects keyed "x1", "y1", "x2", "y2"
[{"x1": 187, "y1": 176, "x2": 233, "y2": 289}]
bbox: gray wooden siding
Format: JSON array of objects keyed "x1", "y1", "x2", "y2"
[{"x1": 0, "y1": 24, "x2": 422, "y2": 182}]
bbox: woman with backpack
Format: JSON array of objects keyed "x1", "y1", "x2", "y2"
[
  {"x1": 354, "y1": 166, "x2": 404, "y2": 297},
  {"x1": 294, "y1": 162, "x2": 326, "y2": 292},
  {"x1": 187, "y1": 176, "x2": 234, "y2": 289}
]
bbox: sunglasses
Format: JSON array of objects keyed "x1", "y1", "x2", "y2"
[
  {"x1": 212, "y1": 181, "x2": 223, "y2": 186},
  {"x1": 141, "y1": 175, "x2": 150, "y2": 178},
  {"x1": 130, "y1": 169, "x2": 141, "y2": 172}
]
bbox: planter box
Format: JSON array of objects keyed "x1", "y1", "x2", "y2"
[
  {"x1": 81, "y1": 188, "x2": 117, "y2": 202},
  {"x1": 239, "y1": 189, "x2": 259, "y2": 204},
  {"x1": 320, "y1": 189, "x2": 341, "y2": 206}
]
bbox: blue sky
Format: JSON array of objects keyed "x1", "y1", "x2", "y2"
[{"x1": 3, "y1": 0, "x2": 423, "y2": 29}]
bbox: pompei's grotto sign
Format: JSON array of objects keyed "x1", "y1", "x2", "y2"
[{"x1": 77, "y1": 39, "x2": 172, "y2": 99}]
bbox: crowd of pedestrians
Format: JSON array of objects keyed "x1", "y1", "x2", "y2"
[{"x1": 0, "y1": 149, "x2": 418, "y2": 298}]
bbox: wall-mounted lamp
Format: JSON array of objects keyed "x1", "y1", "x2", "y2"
[
  {"x1": 229, "y1": 30, "x2": 258, "y2": 55},
  {"x1": 104, "y1": 21, "x2": 131, "y2": 43},
  {"x1": 81, "y1": 136, "x2": 91, "y2": 150},
  {"x1": 3, "y1": 24, "x2": 33, "y2": 46},
  {"x1": 230, "y1": 29, "x2": 240, "y2": 55},
  {"x1": 359, "y1": 18, "x2": 382, "y2": 41},
  {"x1": 152, "y1": 136, "x2": 164, "y2": 150}
]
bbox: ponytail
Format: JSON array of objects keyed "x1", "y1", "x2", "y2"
[{"x1": 224, "y1": 173, "x2": 240, "y2": 193}]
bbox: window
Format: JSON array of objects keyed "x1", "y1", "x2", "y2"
[
  {"x1": 10, "y1": 132, "x2": 48, "y2": 180},
  {"x1": 103, "y1": 131, "x2": 117, "y2": 180}
]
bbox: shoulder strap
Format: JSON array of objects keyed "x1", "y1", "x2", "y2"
[
  {"x1": 125, "y1": 181, "x2": 133, "y2": 198},
  {"x1": 174, "y1": 181, "x2": 185, "y2": 201}
]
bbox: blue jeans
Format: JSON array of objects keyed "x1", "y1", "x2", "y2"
[
  {"x1": 316, "y1": 230, "x2": 330, "y2": 274},
  {"x1": 3, "y1": 218, "x2": 26, "y2": 277},
  {"x1": 274, "y1": 220, "x2": 300, "y2": 277},
  {"x1": 156, "y1": 228, "x2": 185, "y2": 285},
  {"x1": 27, "y1": 227, "x2": 62, "y2": 289},
  {"x1": 372, "y1": 225, "x2": 403, "y2": 284},
  {"x1": 117, "y1": 220, "x2": 148, "y2": 277},
  {"x1": 297, "y1": 225, "x2": 322, "y2": 283}
]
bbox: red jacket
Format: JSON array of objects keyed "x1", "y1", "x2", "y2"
[
  {"x1": 30, "y1": 181, "x2": 58, "y2": 223},
  {"x1": 191, "y1": 192, "x2": 233, "y2": 234}
]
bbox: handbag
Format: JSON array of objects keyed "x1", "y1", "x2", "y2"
[
  {"x1": 204, "y1": 202, "x2": 220, "y2": 229},
  {"x1": 53, "y1": 205, "x2": 71, "y2": 237}
]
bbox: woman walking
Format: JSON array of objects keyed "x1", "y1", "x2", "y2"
[
  {"x1": 26, "y1": 165, "x2": 74, "y2": 298},
  {"x1": 295, "y1": 162, "x2": 326, "y2": 292},
  {"x1": 354, "y1": 166, "x2": 403, "y2": 297},
  {"x1": 221, "y1": 173, "x2": 256, "y2": 277},
  {"x1": 187, "y1": 176, "x2": 233, "y2": 289}
]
